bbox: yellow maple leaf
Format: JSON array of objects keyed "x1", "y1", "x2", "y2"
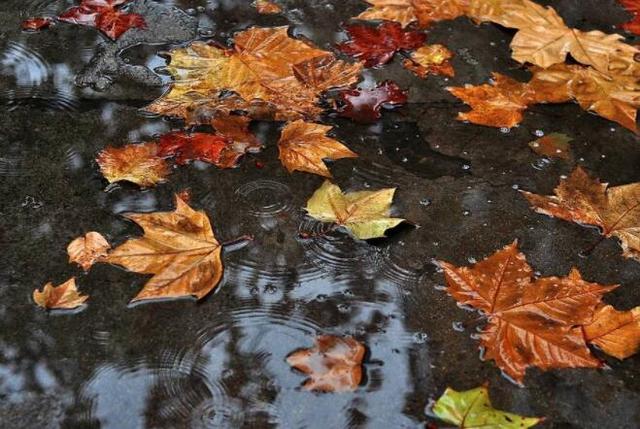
[
  {"x1": 278, "y1": 120, "x2": 357, "y2": 177},
  {"x1": 402, "y1": 44, "x2": 455, "y2": 78},
  {"x1": 305, "y1": 181, "x2": 404, "y2": 240},
  {"x1": 145, "y1": 27, "x2": 362, "y2": 122},
  {"x1": 97, "y1": 143, "x2": 171, "y2": 187},
  {"x1": 584, "y1": 305, "x2": 640, "y2": 360}
]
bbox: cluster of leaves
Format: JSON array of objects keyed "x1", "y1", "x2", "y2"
[{"x1": 23, "y1": 0, "x2": 145, "y2": 40}]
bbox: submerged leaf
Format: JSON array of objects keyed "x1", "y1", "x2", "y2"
[
  {"x1": 21, "y1": 17, "x2": 54, "y2": 31},
  {"x1": 33, "y1": 278, "x2": 88, "y2": 310},
  {"x1": 68, "y1": 232, "x2": 111, "y2": 271},
  {"x1": 432, "y1": 385, "x2": 542, "y2": 428},
  {"x1": 338, "y1": 81, "x2": 407, "y2": 123},
  {"x1": 105, "y1": 195, "x2": 223, "y2": 302},
  {"x1": 286, "y1": 335, "x2": 365, "y2": 392},
  {"x1": 278, "y1": 120, "x2": 357, "y2": 177},
  {"x1": 305, "y1": 181, "x2": 405, "y2": 239},
  {"x1": 157, "y1": 132, "x2": 235, "y2": 166},
  {"x1": 402, "y1": 44, "x2": 455, "y2": 78},
  {"x1": 58, "y1": 0, "x2": 145, "y2": 40},
  {"x1": 528, "y1": 133, "x2": 572, "y2": 160},
  {"x1": 439, "y1": 241, "x2": 615, "y2": 383},
  {"x1": 337, "y1": 21, "x2": 426, "y2": 67},
  {"x1": 584, "y1": 305, "x2": 640, "y2": 359},
  {"x1": 521, "y1": 167, "x2": 640, "y2": 261}
]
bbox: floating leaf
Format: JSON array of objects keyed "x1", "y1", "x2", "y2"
[
  {"x1": 278, "y1": 120, "x2": 357, "y2": 177},
  {"x1": 337, "y1": 21, "x2": 426, "y2": 67},
  {"x1": 356, "y1": 0, "x2": 467, "y2": 29},
  {"x1": 521, "y1": 167, "x2": 640, "y2": 261},
  {"x1": 528, "y1": 133, "x2": 572, "y2": 160},
  {"x1": 105, "y1": 195, "x2": 223, "y2": 302},
  {"x1": 402, "y1": 44, "x2": 455, "y2": 78},
  {"x1": 584, "y1": 305, "x2": 640, "y2": 359},
  {"x1": 33, "y1": 278, "x2": 88, "y2": 310},
  {"x1": 439, "y1": 241, "x2": 615, "y2": 383},
  {"x1": 305, "y1": 181, "x2": 405, "y2": 240},
  {"x1": 68, "y1": 232, "x2": 111, "y2": 271},
  {"x1": 255, "y1": 0, "x2": 282, "y2": 14},
  {"x1": 58, "y1": 0, "x2": 145, "y2": 40},
  {"x1": 97, "y1": 143, "x2": 170, "y2": 187},
  {"x1": 338, "y1": 81, "x2": 407, "y2": 123},
  {"x1": 286, "y1": 335, "x2": 365, "y2": 392},
  {"x1": 157, "y1": 133, "x2": 236, "y2": 166},
  {"x1": 432, "y1": 385, "x2": 542, "y2": 428},
  {"x1": 145, "y1": 26, "x2": 363, "y2": 122},
  {"x1": 21, "y1": 17, "x2": 54, "y2": 31}
]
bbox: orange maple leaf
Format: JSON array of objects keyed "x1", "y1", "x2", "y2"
[
  {"x1": 439, "y1": 241, "x2": 615, "y2": 384},
  {"x1": 583, "y1": 304, "x2": 640, "y2": 360}
]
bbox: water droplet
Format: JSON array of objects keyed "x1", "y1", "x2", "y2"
[
  {"x1": 511, "y1": 184, "x2": 519, "y2": 190},
  {"x1": 419, "y1": 198, "x2": 432, "y2": 206},
  {"x1": 401, "y1": 157, "x2": 408, "y2": 163},
  {"x1": 534, "y1": 129, "x2": 544, "y2": 137},
  {"x1": 452, "y1": 321, "x2": 465, "y2": 332},
  {"x1": 412, "y1": 332, "x2": 428, "y2": 344},
  {"x1": 499, "y1": 127, "x2": 510, "y2": 134},
  {"x1": 462, "y1": 164, "x2": 471, "y2": 170},
  {"x1": 467, "y1": 257, "x2": 477, "y2": 264}
]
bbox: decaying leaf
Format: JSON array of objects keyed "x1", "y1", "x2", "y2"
[
  {"x1": 521, "y1": 167, "x2": 640, "y2": 261},
  {"x1": 402, "y1": 44, "x2": 455, "y2": 78},
  {"x1": 305, "y1": 180, "x2": 405, "y2": 240},
  {"x1": 356, "y1": 0, "x2": 467, "y2": 29},
  {"x1": 583, "y1": 305, "x2": 640, "y2": 359},
  {"x1": 337, "y1": 21, "x2": 426, "y2": 67},
  {"x1": 68, "y1": 232, "x2": 111, "y2": 271},
  {"x1": 105, "y1": 194, "x2": 223, "y2": 302},
  {"x1": 58, "y1": 0, "x2": 145, "y2": 40},
  {"x1": 448, "y1": 64, "x2": 640, "y2": 131},
  {"x1": 278, "y1": 120, "x2": 357, "y2": 177},
  {"x1": 97, "y1": 143, "x2": 171, "y2": 187},
  {"x1": 255, "y1": 0, "x2": 282, "y2": 14},
  {"x1": 432, "y1": 385, "x2": 542, "y2": 428},
  {"x1": 618, "y1": 0, "x2": 640, "y2": 35},
  {"x1": 528, "y1": 133, "x2": 572, "y2": 160},
  {"x1": 286, "y1": 335, "x2": 365, "y2": 392},
  {"x1": 22, "y1": 17, "x2": 54, "y2": 31},
  {"x1": 33, "y1": 278, "x2": 88, "y2": 310},
  {"x1": 439, "y1": 241, "x2": 615, "y2": 383},
  {"x1": 145, "y1": 26, "x2": 363, "y2": 122},
  {"x1": 338, "y1": 81, "x2": 407, "y2": 123}
]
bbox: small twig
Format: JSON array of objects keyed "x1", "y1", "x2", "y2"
[{"x1": 221, "y1": 234, "x2": 254, "y2": 250}]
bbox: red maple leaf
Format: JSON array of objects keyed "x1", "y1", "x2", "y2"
[
  {"x1": 337, "y1": 21, "x2": 426, "y2": 67},
  {"x1": 337, "y1": 81, "x2": 408, "y2": 123},
  {"x1": 157, "y1": 132, "x2": 238, "y2": 166},
  {"x1": 21, "y1": 17, "x2": 54, "y2": 31},
  {"x1": 619, "y1": 0, "x2": 640, "y2": 35},
  {"x1": 58, "y1": 0, "x2": 145, "y2": 40}
]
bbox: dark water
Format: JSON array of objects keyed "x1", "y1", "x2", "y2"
[{"x1": 1, "y1": 1, "x2": 640, "y2": 428}]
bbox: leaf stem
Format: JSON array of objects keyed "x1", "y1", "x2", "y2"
[{"x1": 221, "y1": 234, "x2": 254, "y2": 250}]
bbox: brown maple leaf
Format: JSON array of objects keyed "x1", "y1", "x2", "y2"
[
  {"x1": 528, "y1": 133, "x2": 572, "y2": 160},
  {"x1": 402, "y1": 44, "x2": 455, "y2": 78},
  {"x1": 255, "y1": 0, "x2": 282, "y2": 14},
  {"x1": 448, "y1": 64, "x2": 640, "y2": 131},
  {"x1": 439, "y1": 241, "x2": 615, "y2": 383},
  {"x1": 33, "y1": 278, "x2": 88, "y2": 310},
  {"x1": 97, "y1": 143, "x2": 170, "y2": 187},
  {"x1": 278, "y1": 120, "x2": 357, "y2": 177},
  {"x1": 583, "y1": 304, "x2": 640, "y2": 359},
  {"x1": 357, "y1": 0, "x2": 467, "y2": 29},
  {"x1": 145, "y1": 27, "x2": 362, "y2": 122},
  {"x1": 521, "y1": 167, "x2": 640, "y2": 261},
  {"x1": 286, "y1": 335, "x2": 365, "y2": 392},
  {"x1": 67, "y1": 231, "x2": 111, "y2": 271},
  {"x1": 105, "y1": 194, "x2": 223, "y2": 302}
]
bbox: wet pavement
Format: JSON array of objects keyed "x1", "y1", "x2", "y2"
[{"x1": 1, "y1": 1, "x2": 640, "y2": 428}]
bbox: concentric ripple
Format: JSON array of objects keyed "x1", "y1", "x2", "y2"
[{"x1": 234, "y1": 180, "x2": 294, "y2": 217}]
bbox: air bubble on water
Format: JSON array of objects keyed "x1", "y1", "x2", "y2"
[
  {"x1": 610, "y1": 127, "x2": 616, "y2": 132},
  {"x1": 467, "y1": 257, "x2": 477, "y2": 264},
  {"x1": 402, "y1": 157, "x2": 408, "y2": 163},
  {"x1": 534, "y1": 129, "x2": 544, "y2": 137},
  {"x1": 560, "y1": 174, "x2": 567, "y2": 179},
  {"x1": 601, "y1": 154, "x2": 606, "y2": 159},
  {"x1": 412, "y1": 332, "x2": 428, "y2": 344},
  {"x1": 511, "y1": 184, "x2": 519, "y2": 190},
  {"x1": 395, "y1": 147, "x2": 400, "y2": 151},
  {"x1": 264, "y1": 284, "x2": 278, "y2": 294},
  {"x1": 530, "y1": 142, "x2": 540, "y2": 148},
  {"x1": 419, "y1": 198, "x2": 432, "y2": 206},
  {"x1": 487, "y1": 199, "x2": 493, "y2": 204},
  {"x1": 532, "y1": 158, "x2": 551, "y2": 170},
  {"x1": 499, "y1": 127, "x2": 510, "y2": 134},
  {"x1": 462, "y1": 164, "x2": 471, "y2": 170},
  {"x1": 337, "y1": 303, "x2": 350, "y2": 313},
  {"x1": 377, "y1": 148, "x2": 383, "y2": 155},
  {"x1": 490, "y1": 41, "x2": 496, "y2": 46},
  {"x1": 462, "y1": 209, "x2": 471, "y2": 216},
  {"x1": 433, "y1": 241, "x2": 440, "y2": 247},
  {"x1": 316, "y1": 294, "x2": 327, "y2": 302},
  {"x1": 364, "y1": 182, "x2": 371, "y2": 188},
  {"x1": 579, "y1": 157, "x2": 585, "y2": 162},
  {"x1": 534, "y1": 271, "x2": 542, "y2": 277},
  {"x1": 452, "y1": 321, "x2": 465, "y2": 332}
]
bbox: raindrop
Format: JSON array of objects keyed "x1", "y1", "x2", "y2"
[{"x1": 534, "y1": 129, "x2": 544, "y2": 137}]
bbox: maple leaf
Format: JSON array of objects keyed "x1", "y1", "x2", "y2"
[
  {"x1": 33, "y1": 278, "x2": 88, "y2": 310},
  {"x1": 448, "y1": 64, "x2": 640, "y2": 131},
  {"x1": 278, "y1": 120, "x2": 357, "y2": 177},
  {"x1": 157, "y1": 133, "x2": 237, "y2": 166},
  {"x1": 210, "y1": 114, "x2": 263, "y2": 158},
  {"x1": 144, "y1": 27, "x2": 363, "y2": 122},
  {"x1": 21, "y1": 17, "x2": 54, "y2": 31},
  {"x1": 439, "y1": 241, "x2": 615, "y2": 383},
  {"x1": 356, "y1": 0, "x2": 467, "y2": 29},
  {"x1": 58, "y1": 0, "x2": 145, "y2": 40},
  {"x1": 305, "y1": 180, "x2": 405, "y2": 240},
  {"x1": 255, "y1": 0, "x2": 282, "y2": 14},
  {"x1": 528, "y1": 133, "x2": 572, "y2": 160},
  {"x1": 521, "y1": 167, "x2": 640, "y2": 262},
  {"x1": 105, "y1": 195, "x2": 223, "y2": 302},
  {"x1": 583, "y1": 304, "x2": 640, "y2": 360},
  {"x1": 618, "y1": 0, "x2": 640, "y2": 35},
  {"x1": 432, "y1": 385, "x2": 542, "y2": 428},
  {"x1": 337, "y1": 21, "x2": 426, "y2": 67},
  {"x1": 402, "y1": 44, "x2": 455, "y2": 78},
  {"x1": 286, "y1": 335, "x2": 365, "y2": 392},
  {"x1": 338, "y1": 80, "x2": 407, "y2": 123},
  {"x1": 68, "y1": 232, "x2": 111, "y2": 271},
  {"x1": 97, "y1": 143, "x2": 171, "y2": 188}
]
